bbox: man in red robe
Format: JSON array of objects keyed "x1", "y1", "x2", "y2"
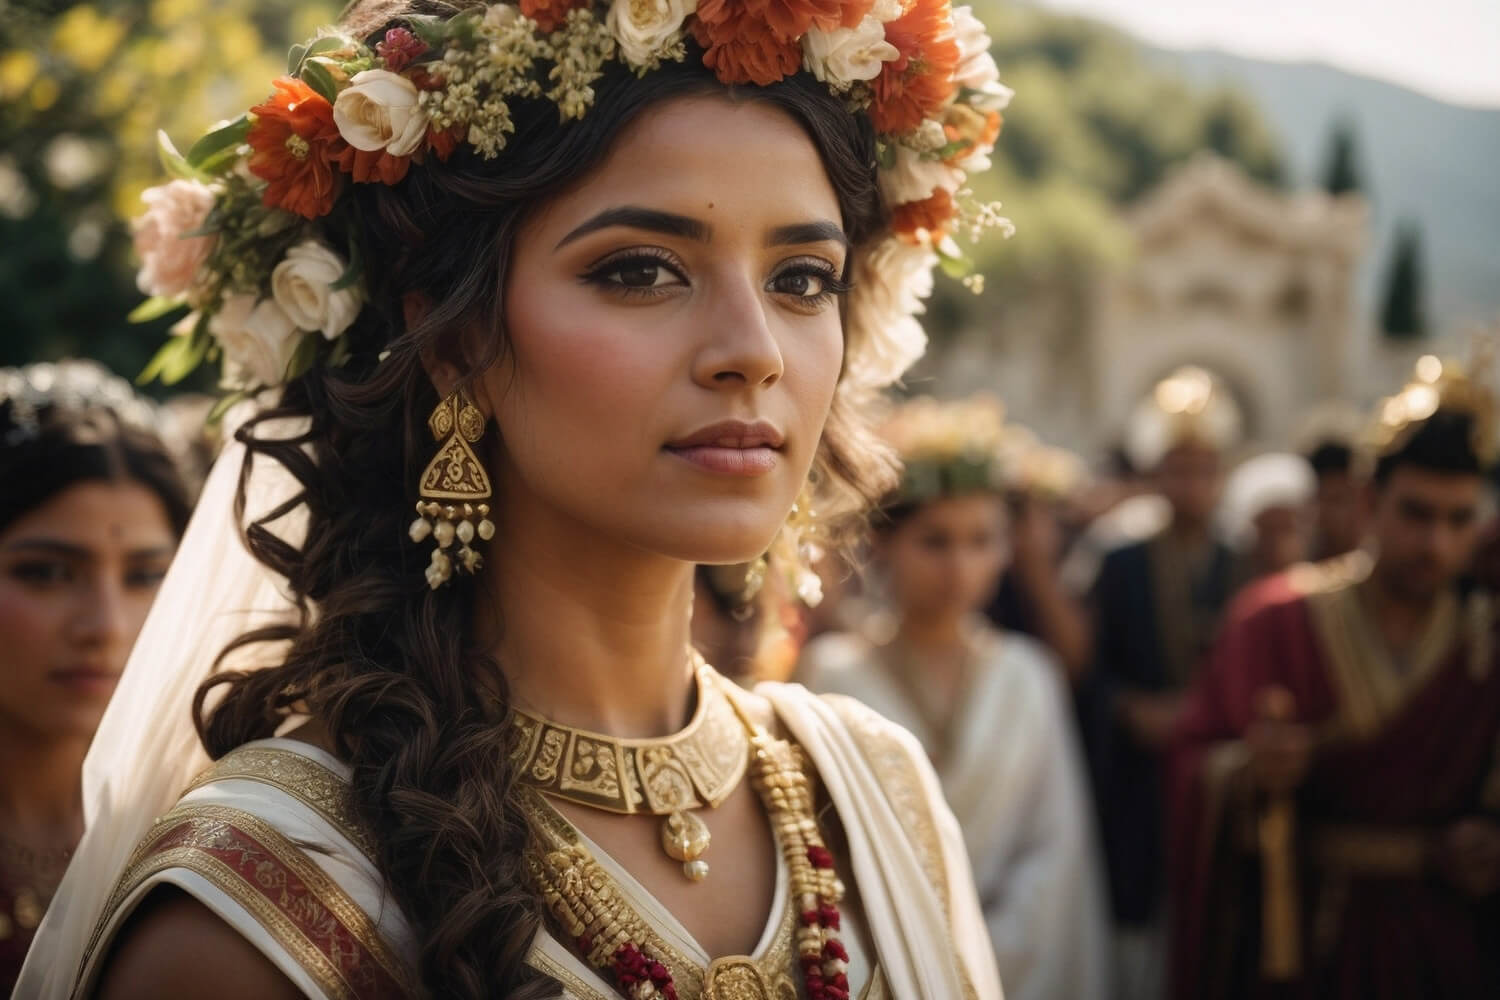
[{"x1": 1169, "y1": 358, "x2": 1500, "y2": 1000}]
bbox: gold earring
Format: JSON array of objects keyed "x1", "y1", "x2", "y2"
[
  {"x1": 408, "y1": 389, "x2": 494, "y2": 589},
  {"x1": 764, "y1": 481, "x2": 824, "y2": 607}
]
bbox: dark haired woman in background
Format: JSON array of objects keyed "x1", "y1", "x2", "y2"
[
  {"x1": 19, "y1": 1, "x2": 1012, "y2": 997},
  {"x1": 0, "y1": 361, "x2": 190, "y2": 991}
]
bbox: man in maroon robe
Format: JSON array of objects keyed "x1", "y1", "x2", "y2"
[{"x1": 1169, "y1": 359, "x2": 1500, "y2": 1000}]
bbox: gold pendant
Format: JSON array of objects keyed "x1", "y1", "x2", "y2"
[{"x1": 660, "y1": 809, "x2": 712, "y2": 881}]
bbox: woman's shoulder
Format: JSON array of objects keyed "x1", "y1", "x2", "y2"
[{"x1": 78, "y1": 737, "x2": 421, "y2": 1000}]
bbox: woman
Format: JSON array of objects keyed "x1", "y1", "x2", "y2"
[
  {"x1": 17, "y1": 2, "x2": 1010, "y2": 998},
  {"x1": 0, "y1": 361, "x2": 190, "y2": 992},
  {"x1": 800, "y1": 395, "x2": 1109, "y2": 1000}
]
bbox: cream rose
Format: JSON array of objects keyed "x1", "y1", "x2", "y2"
[
  {"x1": 879, "y1": 141, "x2": 963, "y2": 205},
  {"x1": 802, "y1": 15, "x2": 899, "y2": 88},
  {"x1": 608, "y1": 0, "x2": 695, "y2": 67},
  {"x1": 209, "y1": 295, "x2": 301, "y2": 389},
  {"x1": 270, "y1": 240, "x2": 363, "y2": 339},
  {"x1": 952, "y1": 6, "x2": 1012, "y2": 112},
  {"x1": 132, "y1": 179, "x2": 217, "y2": 300},
  {"x1": 332, "y1": 69, "x2": 429, "y2": 157},
  {"x1": 844, "y1": 237, "x2": 936, "y2": 387}
]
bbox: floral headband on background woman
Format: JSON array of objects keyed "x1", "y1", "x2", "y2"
[{"x1": 129, "y1": 0, "x2": 1012, "y2": 404}]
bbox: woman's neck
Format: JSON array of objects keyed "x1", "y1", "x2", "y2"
[
  {"x1": 893, "y1": 610, "x2": 973, "y2": 654},
  {"x1": 0, "y1": 723, "x2": 87, "y2": 843},
  {"x1": 476, "y1": 502, "x2": 698, "y2": 738}
]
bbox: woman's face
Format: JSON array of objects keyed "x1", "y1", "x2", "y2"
[
  {"x1": 485, "y1": 95, "x2": 848, "y2": 566},
  {"x1": 0, "y1": 481, "x2": 176, "y2": 741},
  {"x1": 881, "y1": 494, "x2": 1010, "y2": 622}
]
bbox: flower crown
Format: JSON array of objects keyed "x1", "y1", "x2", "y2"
[
  {"x1": 1, "y1": 361, "x2": 163, "y2": 447},
  {"x1": 129, "y1": 0, "x2": 1011, "y2": 402},
  {"x1": 880, "y1": 393, "x2": 1011, "y2": 504}
]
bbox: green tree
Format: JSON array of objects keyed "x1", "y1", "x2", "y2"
[
  {"x1": 1322, "y1": 116, "x2": 1363, "y2": 196},
  {"x1": 1380, "y1": 222, "x2": 1427, "y2": 340},
  {"x1": 0, "y1": 0, "x2": 337, "y2": 383}
]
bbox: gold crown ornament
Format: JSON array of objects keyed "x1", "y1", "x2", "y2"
[{"x1": 1367, "y1": 354, "x2": 1499, "y2": 468}]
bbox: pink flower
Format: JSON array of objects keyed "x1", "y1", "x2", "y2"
[
  {"x1": 375, "y1": 27, "x2": 426, "y2": 72},
  {"x1": 132, "y1": 179, "x2": 217, "y2": 299}
]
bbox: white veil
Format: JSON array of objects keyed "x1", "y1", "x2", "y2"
[{"x1": 13, "y1": 413, "x2": 304, "y2": 999}]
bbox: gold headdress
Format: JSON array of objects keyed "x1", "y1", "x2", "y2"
[
  {"x1": 1367, "y1": 354, "x2": 1498, "y2": 468},
  {"x1": 1123, "y1": 365, "x2": 1242, "y2": 473}
]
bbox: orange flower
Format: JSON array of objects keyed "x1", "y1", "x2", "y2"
[
  {"x1": 869, "y1": 0, "x2": 960, "y2": 135},
  {"x1": 331, "y1": 146, "x2": 411, "y2": 185},
  {"x1": 693, "y1": 0, "x2": 802, "y2": 85},
  {"x1": 941, "y1": 104, "x2": 1001, "y2": 163},
  {"x1": 520, "y1": 0, "x2": 589, "y2": 32},
  {"x1": 425, "y1": 125, "x2": 462, "y2": 161},
  {"x1": 891, "y1": 187, "x2": 956, "y2": 240},
  {"x1": 246, "y1": 77, "x2": 348, "y2": 219},
  {"x1": 757, "y1": 0, "x2": 858, "y2": 39}
]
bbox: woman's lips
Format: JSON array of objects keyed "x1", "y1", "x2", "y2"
[
  {"x1": 665, "y1": 445, "x2": 780, "y2": 476},
  {"x1": 47, "y1": 669, "x2": 120, "y2": 697}
]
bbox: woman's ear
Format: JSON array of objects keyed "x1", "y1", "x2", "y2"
[{"x1": 407, "y1": 294, "x2": 501, "y2": 420}]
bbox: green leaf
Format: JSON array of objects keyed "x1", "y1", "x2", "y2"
[
  {"x1": 299, "y1": 60, "x2": 339, "y2": 104},
  {"x1": 933, "y1": 139, "x2": 972, "y2": 161},
  {"x1": 284, "y1": 330, "x2": 322, "y2": 382},
  {"x1": 876, "y1": 142, "x2": 896, "y2": 170},
  {"x1": 137, "y1": 335, "x2": 190, "y2": 386},
  {"x1": 938, "y1": 250, "x2": 974, "y2": 280},
  {"x1": 286, "y1": 42, "x2": 308, "y2": 74},
  {"x1": 156, "y1": 130, "x2": 204, "y2": 182},
  {"x1": 305, "y1": 35, "x2": 351, "y2": 60},
  {"x1": 330, "y1": 239, "x2": 362, "y2": 292},
  {"x1": 326, "y1": 336, "x2": 353, "y2": 368},
  {"x1": 186, "y1": 115, "x2": 250, "y2": 169},
  {"x1": 128, "y1": 295, "x2": 188, "y2": 324},
  {"x1": 160, "y1": 328, "x2": 212, "y2": 385},
  {"x1": 207, "y1": 389, "x2": 249, "y2": 426}
]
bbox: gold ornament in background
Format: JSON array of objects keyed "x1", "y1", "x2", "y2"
[
  {"x1": 409, "y1": 390, "x2": 495, "y2": 589},
  {"x1": 1366, "y1": 354, "x2": 1498, "y2": 467}
]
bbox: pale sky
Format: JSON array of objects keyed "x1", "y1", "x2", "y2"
[{"x1": 1032, "y1": 0, "x2": 1500, "y2": 108}]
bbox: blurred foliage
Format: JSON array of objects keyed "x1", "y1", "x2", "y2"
[
  {"x1": 1379, "y1": 221, "x2": 1427, "y2": 340},
  {"x1": 1321, "y1": 116, "x2": 1363, "y2": 196},
  {"x1": 0, "y1": 0, "x2": 336, "y2": 384},
  {"x1": 0, "y1": 0, "x2": 1284, "y2": 380},
  {"x1": 931, "y1": 3, "x2": 1285, "y2": 349}
]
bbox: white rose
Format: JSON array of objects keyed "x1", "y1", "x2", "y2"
[
  {"x1": 879, "y1": 142, "x2": 963, "y2": 205},
  {"x1": 484, "y1": 4, "x2": 521, "y2": 29},
  {"x1": 952, "y1": 6, "x2": 1012, "y2": 112},
  {"x1": 270, "y1": 240, "x2": 363, "y2": 339},
  {"x1": 132, "y1": 179, "x2": 217, "y2": 299},
  {"x1": 844, "y1": 237, "x2": 937, "y2": 387},
  {"x1": 802, "y1": 15, "x2": 899, "y2": 88},
  {"x1": 209, "y1": 295, "x2": 301, "y2": 389},
  {"x1": 608, "y1": 0, "x2": 696, "y2": 67},
  {"x1": 870, "y1": 0, "x2": 903, "y2": 22},
  {"x1": 332, "y1": 69, "x2": 429, "y2": 157}
]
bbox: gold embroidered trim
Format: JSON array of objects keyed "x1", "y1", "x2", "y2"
[
  {"x1": 75, "y1": 803, "x2": 417, "y2": 1000},
  {"x1": 824, "y1": 694, "x2": 980, "y2": 1000},
  {"x1": 511, "y1": 661, "x2": 750, "y2": 816},
  {"x1": 517, "y1": 785, "x2": 801, "y2": 1000},
  {"x1": 1300, "y1": 556, "x2": 1480, "y2": 740},
  {"x1": 185, "y1": 745, "x2": 376, "y2": 858},
  {"x1": 525, "y1": 946, "x2": 616, "y2": 1000}
]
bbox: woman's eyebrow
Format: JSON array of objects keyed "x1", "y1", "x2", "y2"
[
  {"x1": 768, "y1": 220, "x2": 848, "y2": 249},
  {"x1": 554, "y1": 206, "x2": 712, "y2": 250}
]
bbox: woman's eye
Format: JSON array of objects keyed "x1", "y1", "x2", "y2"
[
  {"x1": 612, "y1": 261, "x2": 672, "y2": 288},
  {"x1": 773, "y1": 272, "x2": 825, "y2": 297},
  {"x1": 11, "y1": 561, "x2": 70, "y2": 586}
]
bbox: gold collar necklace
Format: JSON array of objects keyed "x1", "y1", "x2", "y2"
[{"x1": 508, "y1": 655, "x2": 749, "y2": 881}]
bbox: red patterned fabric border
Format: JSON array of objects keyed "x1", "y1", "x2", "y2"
[{"x1": 144, "y1": 817, "x2": 410, "y2": 1000}]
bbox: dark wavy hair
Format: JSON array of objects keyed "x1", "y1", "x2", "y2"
[
  {"x1": 1373, "y1": 409, "x2": 1487, "y2": 487},
  {"x1": 0, "y1": 380, "x2": 192, "y2": 539},
  {"x1": 193, "y1": 1, "x2": 897, "y2": 996}
]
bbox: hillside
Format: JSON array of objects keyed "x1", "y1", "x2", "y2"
[{"x1": 1150, "y1": 48, "x2": 1500, "y2": 336}]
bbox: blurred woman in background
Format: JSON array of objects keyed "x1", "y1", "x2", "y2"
[
  {"x1": 799, "y1": 395, "x2": 1109, "y2": 1000},
  {"x1": 0, "y1": 361, "x2": 190, "y2": 990}
]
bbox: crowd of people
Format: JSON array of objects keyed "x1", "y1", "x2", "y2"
[{"x1": 3, "y1": 1, "x2": 1498, "y2": 998}]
